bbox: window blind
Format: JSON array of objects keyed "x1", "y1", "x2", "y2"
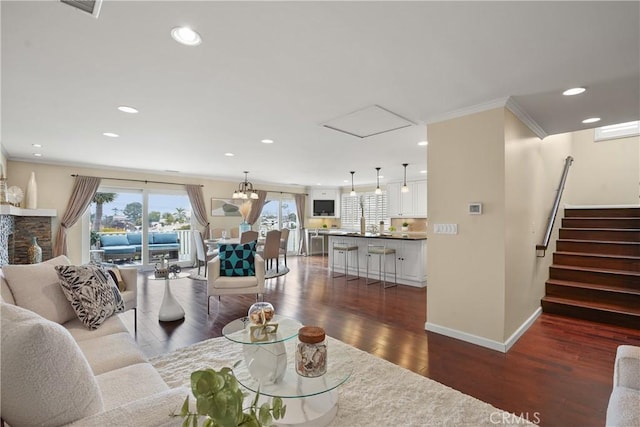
[{"x1": 340, "y1": 192, "x2": 387, "y2": 231}]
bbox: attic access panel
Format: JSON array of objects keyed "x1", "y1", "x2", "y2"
[{"x1": 322, "y1": 105, "x2": 415, "y2": 138}]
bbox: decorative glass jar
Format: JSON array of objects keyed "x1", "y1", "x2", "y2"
[
  {"x1": 248, "y1": 302, "x2": 275, "y2": 325},
  {"x1": 295, "y1": 326, "x2": 327, "y2": 378}
]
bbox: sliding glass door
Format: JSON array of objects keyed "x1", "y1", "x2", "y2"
[
  {"x1": 258, "y1": 193, "x2": 299, "y2": 254},
  {"x1": 88, "y1": 187, "x2": 193, "y2": 269}
]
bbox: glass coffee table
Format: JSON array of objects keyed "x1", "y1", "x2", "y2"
[{"x1": 223, "y1": 315, "x2": 353, "y2": 426}]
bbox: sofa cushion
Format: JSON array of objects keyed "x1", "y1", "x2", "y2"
[
  {"x1": 606, "y1": 387, "x2": 640, "y2": 427},
  {"x1": 153, "y1": 232, "x2": 179, "y2": 244},
  {"x1": 96, "y1": 363, "x2": 169, "y2": 410},
  {"x1": 126, "y1": 233, "x2": 152, "y2": 245},
  {"x1": 100, "y1": 233, "x2": 130, "y2": 247},
  {"x1": 2, "y1": 255, "x2": 75, "y2": 324},
  {"x1": 218, "y1": 241, "x2": 256, "y2": 277},
  {"x1": 65, "y1": 314, "x2": 130, "y2": 342},
  {"x1": 56, "y1": 264, "x2": 125, "y2": 329},
  {"x1": 77, "y1": 332, "x2": 148, "y2": 375},
  {"x1": 0, "y1": 303, "x2": 104, "y2": 426}
]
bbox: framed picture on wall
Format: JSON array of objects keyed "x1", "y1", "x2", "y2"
[{"x1": 211, "y1": 198, "x2": 241, "y2": 217}]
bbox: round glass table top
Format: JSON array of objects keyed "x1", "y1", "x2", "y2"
[
  {"x1": 232, "y1": 338, "x2": 353, "y2": 398},
  {"x1": 222, "y1": 315, "x2": 302, "y2": 345},
  {"x1": 147, "y1": 272, "x2": 190, "y2": 281}
]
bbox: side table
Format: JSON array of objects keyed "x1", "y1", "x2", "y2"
[{"x1": 147, "y1": 272, "x2": 189, "y2": 321}]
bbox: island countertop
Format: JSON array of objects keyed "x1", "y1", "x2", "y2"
[{"x1": 313, "y1": 230, "x2": 427, "y2": 241}]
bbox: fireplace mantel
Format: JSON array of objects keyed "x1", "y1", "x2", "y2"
[{"x1": 0, "y1": 205, "x2": 57, "y2": 217}]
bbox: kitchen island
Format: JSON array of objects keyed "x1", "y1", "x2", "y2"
[{"x1": 321, "y1": 232, "x2": 427, "y2": 288}]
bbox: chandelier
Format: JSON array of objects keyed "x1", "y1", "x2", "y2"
[{"x1": 232, "y1": 171, "x2": 259, "y2": 200}]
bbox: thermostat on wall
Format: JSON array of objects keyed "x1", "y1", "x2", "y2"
[{"x1": 469, "y1": 203, "x2": 482, "y2": 215}]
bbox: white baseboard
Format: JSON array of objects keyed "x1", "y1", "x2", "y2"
[{"x1": 424, "y1": 307, "x2": 542, "y2": 353}]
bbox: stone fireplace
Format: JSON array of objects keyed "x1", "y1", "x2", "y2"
[{"x1": 0, "y1": 206, "x2": 57, "y2": 266}]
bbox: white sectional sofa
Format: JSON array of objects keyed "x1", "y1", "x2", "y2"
[
  {"x1": 606, "y1": 345, "x2": 640, "y2": 427},
  {"x1": 0, "y1": 256, "x2": 187, "y2": 427}
]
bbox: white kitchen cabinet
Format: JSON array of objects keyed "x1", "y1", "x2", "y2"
[
  {"x1": 327, "y1": 235, "x2": 426, "y2": 287},
  {"x1": 386, "y1": 180, "x2": 427, "y2": 217}
]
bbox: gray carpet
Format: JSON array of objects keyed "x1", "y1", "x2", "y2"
[{"x1": 150, "y1": 336, "x2": 535, "y2": 426}]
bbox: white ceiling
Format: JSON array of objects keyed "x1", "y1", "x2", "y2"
[{"x1": 2, "y1": 1, "x2": 639, "y2": 189}]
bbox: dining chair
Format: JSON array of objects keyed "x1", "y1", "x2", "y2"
[
  {"x1": 279, "y1": 228, "x2": 290, "y2": 267},
  {"x1": 258, "y1": 230, "x2": 282, "y2": 273},
  {"x1": 210, "y1": 228, "x2": 225, "y2": 239},
  {"x1": 240, "y1": 230, "x2": 259, "y2": 244},
  {"x1": 230, "y1": 228, "x2": 240, "y2": 238},
  {"x1": 194, "y1": 230, "x2": 216, "y2": 277}
]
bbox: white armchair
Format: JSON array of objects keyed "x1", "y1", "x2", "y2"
[
  {"x1": 606, "y1": 345, "x2": 640, "y2": 427},
  {"x1": 206, "y1": 254, "x2": 265, "y2": 314}
]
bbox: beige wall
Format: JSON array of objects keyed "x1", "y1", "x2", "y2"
[
  {"x1": 6, "y1": 161, "x2": 305, "y2": 264},
  {"x1": 503, "y1": 110, "x2": 572, "y2": 338},
  {"x1": 427, "y1": 108, "x2": 507, "y2": 343},
  {"x1": 570, "y1": 129, "x2": 639, "y2": 205}
]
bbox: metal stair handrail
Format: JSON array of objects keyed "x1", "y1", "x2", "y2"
[{"x1": 537, "y1": 156, "x2": 574, "y2": 257}]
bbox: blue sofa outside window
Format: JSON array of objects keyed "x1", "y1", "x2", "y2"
[{"x1": 99, "y1": 232, "x2": 180, "y2": 262}]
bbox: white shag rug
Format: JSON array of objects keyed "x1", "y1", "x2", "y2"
[{"x1": 150, "y1": 336, "x2": 534, "y2": 426}]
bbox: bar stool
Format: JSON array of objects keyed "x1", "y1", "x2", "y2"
[
  {"x1": 366, "y1": 244, "x2": 397, "y2": 288},
  {"x1": 310, "y1": 229, "x2": 325, "y2": 256},
  {"x1": 332, "y1": 241, "x2": 359, "y2": 281}
]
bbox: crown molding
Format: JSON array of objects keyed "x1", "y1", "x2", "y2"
[
  {"x1": 426, "y1": 97, "x2": 509, "y2": 125},
  {"x1": 505, "y1": 97, "x2": 548, "y2": 140}
]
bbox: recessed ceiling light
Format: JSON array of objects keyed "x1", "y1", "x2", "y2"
[
  {"x1": 563, "y1": 87, "x2": 586, "y2": 96},
  {"x1": 316, "y1": 183, "x2": 322, "y2": 186},
  {"x1": 582, "y1": 117, "x2": 601, "y2": 124},
  {"x1": 417, "y1": 140, "x2": 428, "y2": 146},
  {"x1": 343, "y1": 180, "x2": 349, "y2": 183},
  {"x1": 420, "y1": 170, "x2": 427, "y2": 174},
  {"x1": 261, "y1": 139, "x2": 274, "y2": 144},
  {"x1": 379, "y1": 175, "x2": 384, "y2": 179},
  {"x1": 224, "y1": 152, "x2": 234, "y2": 157},
  {"x1": 32, "y1": 143, "x2": 42, "y2": 148},
  {"x1": 118, "y1": 106, "x2": 139, "y2": 114},
  {"x1": 33, "y1": 153, "x2": 42, "y2": 157},
  {"x1": 171, "y1": 27, "x2": 202, "y2": 46},
  {"x1": 103, "y1": 132, "x2": 119, "y2": 138}
]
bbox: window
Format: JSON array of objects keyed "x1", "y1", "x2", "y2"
[
  {"x1": 341, "y1": 192, "x2": 387, "y2": 231},
  {"x1": 594, "y1": 121, "x2": 639, "y2": 141}
]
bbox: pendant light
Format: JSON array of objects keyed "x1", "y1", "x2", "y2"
[
  {"x1": 232, "y1": 171, "x2": 259, "y2": 200},
  {"x1": 401, "y1": 163, "x2": 409, "y2": 193},
  {"x1": 350, "y1": 171, "x2": 356, "y2": 196},
  {"x1": 375, "y1": 167, "x2": 382, "y2": 195}
]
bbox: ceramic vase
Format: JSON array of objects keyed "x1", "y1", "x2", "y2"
[
  {"x1": 27, "y1": 236, "x2": 42, "y2": 264},
  {"x1": 360, "y1": 217, "x2": 366, "y2": 234},
  {"x1": 25, "y1": 172, "x2": 37, "y2": 209}
]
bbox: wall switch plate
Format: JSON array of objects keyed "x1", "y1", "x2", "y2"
[{"x1": 434, "y1": 223, "x2": 458, "y2": 234}]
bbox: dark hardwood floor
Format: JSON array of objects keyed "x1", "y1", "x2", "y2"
[{"x1": 122, "y1": 255, "x2": 640, "y2": 427}]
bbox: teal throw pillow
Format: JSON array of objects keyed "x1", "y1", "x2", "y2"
[{"x1": 218, "y1": 242, "x2": 256, "y2": 277}]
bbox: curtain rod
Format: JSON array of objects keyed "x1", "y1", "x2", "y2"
[{"x1": 70, "y1": 174, "x2": 203, "y2": 187}]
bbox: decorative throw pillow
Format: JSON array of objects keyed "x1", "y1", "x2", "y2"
[
  {"x1": 218, "y1": 241, "x2": 256, "y2": 277},
  {"x1": 1, "y1": 255, "x2": 76, "y2": 324},
  {"x1": 0, "y1": 303, "x2": 104, "y2": 426},
  {"x1": 106, "y1": 265, "x2": 126, "y2": 292},
  {"x1": 55, "y1": 264, "x2": 125, "y2": 329}
]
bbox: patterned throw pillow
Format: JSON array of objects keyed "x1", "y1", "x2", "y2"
[
  {"x1": 55, "y1": 264, "x2": 125, "y2": 329},
  {"x1": 218, "y1": 241, "x2": 256, "y2": 277}
]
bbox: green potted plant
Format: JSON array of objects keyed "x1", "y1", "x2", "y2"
[
  {"x1": 175, "y1": 367, "x2": 285, "y2": 427},
  {"x1": 401, "y1": 222, "x2": 409, "y2": 232},
  {"x1": 322, "y1": 223, "x2": 328, "y2": 229}
]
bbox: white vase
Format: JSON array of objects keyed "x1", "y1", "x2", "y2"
[
  {"x1": 360, "y1": 217, "x2": 366, "y2": 234},
  {"x1": 25, "y1": 172, "x2": 37, "y2": 209}
]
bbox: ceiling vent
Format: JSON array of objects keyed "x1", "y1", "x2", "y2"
[
  {"x1": 60, "y1": 0, "x2": 102, "y2": 18},
  {"x1": 322, "y1": 105, "x2": 415, "y2": 138}
]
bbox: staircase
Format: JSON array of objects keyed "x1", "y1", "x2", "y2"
[{"x1": 541, "y1": 207, "x2": 640, "y2": 329}]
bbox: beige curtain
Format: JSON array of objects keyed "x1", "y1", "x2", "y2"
[
  {"x1": 186, "y1": 184, "x2": 210, "y2": 239},
  {"x1": 54, "y1": 175, "x2": 101, "y2": 257},
  {"x1": 295, "y1": 193, "x2": 307, "y2": 255},
  {"x1": 246, "y1": 190, "x2": 267, "y2": 226}
]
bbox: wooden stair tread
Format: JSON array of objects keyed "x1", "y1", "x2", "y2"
[
  {"x1": 546, "y1": 278, "x2": 640, "y2": 295},
  {"x1": 542, "y1": 296, "x2": 640, "y2": 315},
  {"x1": 558, "y1": 239, "x2": 640, "y2": 245},
  {"x1": 561, "y1": 227, "x2": 640, "y2": 231},
  {"x1": 555, "y1": 251, "x2": 640, "y2": 261},
  {"x1": 550, "y1": 264, "x2": 640, "y2": 276}
]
